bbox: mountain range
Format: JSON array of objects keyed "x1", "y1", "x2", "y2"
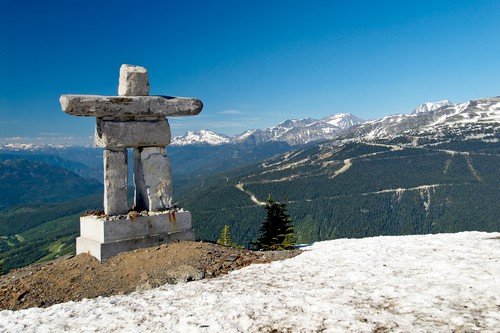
[
  {"x1": 170, "y1": 97, "x2": 499, "y2": 146},
  {"x1": 344, "y1": 97, "x2": 500, "y2": 140},
  {"x1": 4, "y1": 97, "x2": 498, "y2": 150},
  {"x1": 171, "y1": 113, "x2": 365, "y2": 146}
]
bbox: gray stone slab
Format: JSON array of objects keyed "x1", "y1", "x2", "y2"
[
  {"x1": 76, "y1": 229, "x2": 195, "y2": 261},
  {"x1": 133, "y1": 147, "x2": 173, "y2": 211},
  {"x1": 94, "y1": 118, "x2": 171, "y2": 149},
  {"x1": 118, "y1": 64, "x2": 149, "y2": 96},
  {"x1": 80, "y1": 211, "x2": 192, "y2": 243},
  {"x1": 60, "y1": 95, "x2": 203, "y2": 120},
  {"x1": 103, "y1": 149, "x2": 128, "y2": 215}
]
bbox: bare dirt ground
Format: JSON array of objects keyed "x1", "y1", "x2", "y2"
[{"x1": 0, "y1": 241, "x2": 300, "y2": 311}]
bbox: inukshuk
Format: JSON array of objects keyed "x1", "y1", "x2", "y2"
[{"x1": 60, "y1": 64, "x2": 203, "y2": 261}]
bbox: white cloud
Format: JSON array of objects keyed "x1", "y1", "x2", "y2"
[
  {"x1": 37, "y1": 132, "x2": 62, "y2": 136},
  {"x1": 0, "y1": 136, "x2": 90, "y2": 145},
  {"x1": 3, "y1": 136, "x2": 26, "y2": 142},
  {"x1": 218, "y1": 109, "x2": 243, "y2": 115},
  {"x1": 0, "y1": 120, "x2": 18, "y2": 125}
]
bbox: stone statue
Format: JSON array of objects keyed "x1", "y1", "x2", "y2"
[{"x1": 60, "y1": 64, "x2": 203, "y2": 260}]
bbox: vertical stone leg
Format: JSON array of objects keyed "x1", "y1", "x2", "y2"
[
  {"x1": 133, "y1": 147, "x2": 173, "y2": 211},
  {"x1": 103, "y1": 149, "x2": 128, "y2": 215}
]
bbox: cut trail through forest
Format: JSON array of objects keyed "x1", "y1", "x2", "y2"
[{"x1": 235, "y1": 182, "x2": 266, "y2": 206}]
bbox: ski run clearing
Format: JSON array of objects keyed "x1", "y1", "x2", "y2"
[
  {"x1": 235, "y1": 183, "x2": 266, "y2": 206},
  {"x1": 1, "y1": 232, "x2": 499, "y2": 333}
]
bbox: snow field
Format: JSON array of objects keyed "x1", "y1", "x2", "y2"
[{"x1": 0, "y1": 232, "x2": 499, "y2": 332}]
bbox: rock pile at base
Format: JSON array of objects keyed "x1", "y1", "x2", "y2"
[{"x1": 0, "y1": 241, "x2": 299, "y2": 311}]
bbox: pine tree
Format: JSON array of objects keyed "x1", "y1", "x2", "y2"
[
  {"x1": 217, "y1": 224, "x2": 244, "y2": 249},
  {"x1": 217, "y1": 225, "x2": 231, "y2": 246},
  {"x1": 255, "y1": 195, "x2": 295, "y2": 250}
]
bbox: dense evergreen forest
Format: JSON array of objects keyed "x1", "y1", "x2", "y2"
[
  {"x1": 177, "y1": 139, "x2": 500, "y2": 246},
  {"x1": 0, "y1": 194, "x2": 102, "y2": 271},
  {"x1": 0, "y1": 158, "x2": 102, "y2": 209}
]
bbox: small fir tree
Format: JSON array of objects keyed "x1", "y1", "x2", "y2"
[
  {"x1": 217, "y1": 225, "x2": 244, "y2": 249},
  {"x1": 280, "y1": 232, "x2": 296, "y2": 250},
  {"x1": 255, "y1": 195, "x2": 295, "y2": 250},
  {"x1": 217, "y1": 224, "x2": 231, "y2": 246}
]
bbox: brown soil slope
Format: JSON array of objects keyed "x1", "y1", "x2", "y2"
[{"x1": 0, "y1": 241, "x2": 300, "y2": 311}]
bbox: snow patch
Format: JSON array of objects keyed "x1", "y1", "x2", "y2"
[{"x1": 1, "y1": 232, "x2": 499, "y2": 332}]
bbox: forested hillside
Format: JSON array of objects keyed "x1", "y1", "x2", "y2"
[
  {"x1": 0, "y1": 194, "x2": 102, "y2": 272},
  {"x1": 169, "y1": 141, "x2": 292, "y2": 181},
  {"x1": 178, "y1": 138, "x2": 500, "y2": 246},
  {"x1": 0, "y1": 158, "x2": 102, "y2": 209}
]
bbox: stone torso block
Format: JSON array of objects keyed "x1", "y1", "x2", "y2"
[{"x1": 94, "y1": 118, "x2": 171, "y2": 150}]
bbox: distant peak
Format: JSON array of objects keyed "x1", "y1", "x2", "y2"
[
  {"x1": 322, "y1": 113, "x2": 365, "y2": 129},
  {"x1": 328, "y1": 113, "x2": 352, "y2": 118},
  {"x1": 171, "y1": 130, "x2": 231, "y2": 146},
  {"x1": 277, "y1": 117, "x2": 316, "y2": 125},
  {"x1": 412, "y1": 100, "x2": 454, "y2": 114}
]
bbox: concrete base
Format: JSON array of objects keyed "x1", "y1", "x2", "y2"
[{"x1": 76, "y1": 211, "x2": 195, "y2": 261}]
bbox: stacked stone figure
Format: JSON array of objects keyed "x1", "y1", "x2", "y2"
[{"x1": 60, "y1": 64, "x2": 203, "y2": 260}]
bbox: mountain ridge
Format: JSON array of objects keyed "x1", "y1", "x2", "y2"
[
  {"x1": 342, "y1": 96, "x2": 500, "y2": 141},
  {"x1": 412, "y1": 100, "x2": 454, "y2": 114},
  {"x1": 3, "y1": 96, "x2": 498, "y2": 149},
  {"x1": 171, "y1": 96, "x2": 499, "y2": 146},
  {"x1": 171, "y1": 113, "x2": 364, "y2": 146}
]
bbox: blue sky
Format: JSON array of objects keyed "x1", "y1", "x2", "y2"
[{"x1": 1, "y1": 0, "x2": 499, "y2": 144}]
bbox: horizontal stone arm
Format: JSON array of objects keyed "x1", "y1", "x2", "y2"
[{"x1": 60, "y1": 95, "x2": 203, "y2": 119}]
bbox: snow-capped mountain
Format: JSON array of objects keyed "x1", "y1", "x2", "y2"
[
  {"x1": 241, "y1": 113, "x2": 364, "y2": 145},
  {"x1": 172, "y1": 113, "x2": 365, "y2": 146},
  {"x1": 171, "y1": 130, "x2": 231, "y2": 146},
  {"x1": 233, "y1": 117, "x2": 343, "y2": 146},
  {"x1": 322, "y1": 113, "x2": 365, "y2": 129},
  {"x1": 0, "y1": 143, "x2": 72, "y2": 152},
  {"x1": 345, "y1": 96, "x2": 500, "y2": 140},
  {"x1": 412, "y1": 100, "x2": 454, "y2": 114},
  {"x1": 231, "y1": 118, "x2": 335, "y2": 146}
]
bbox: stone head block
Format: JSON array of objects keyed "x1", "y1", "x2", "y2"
[
  {"x1": 118, "y1": 64, "x2": 150, "y2": 96},
  {"x1": 94, "y1": 119, "x2": 171, "y2": 149}
]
